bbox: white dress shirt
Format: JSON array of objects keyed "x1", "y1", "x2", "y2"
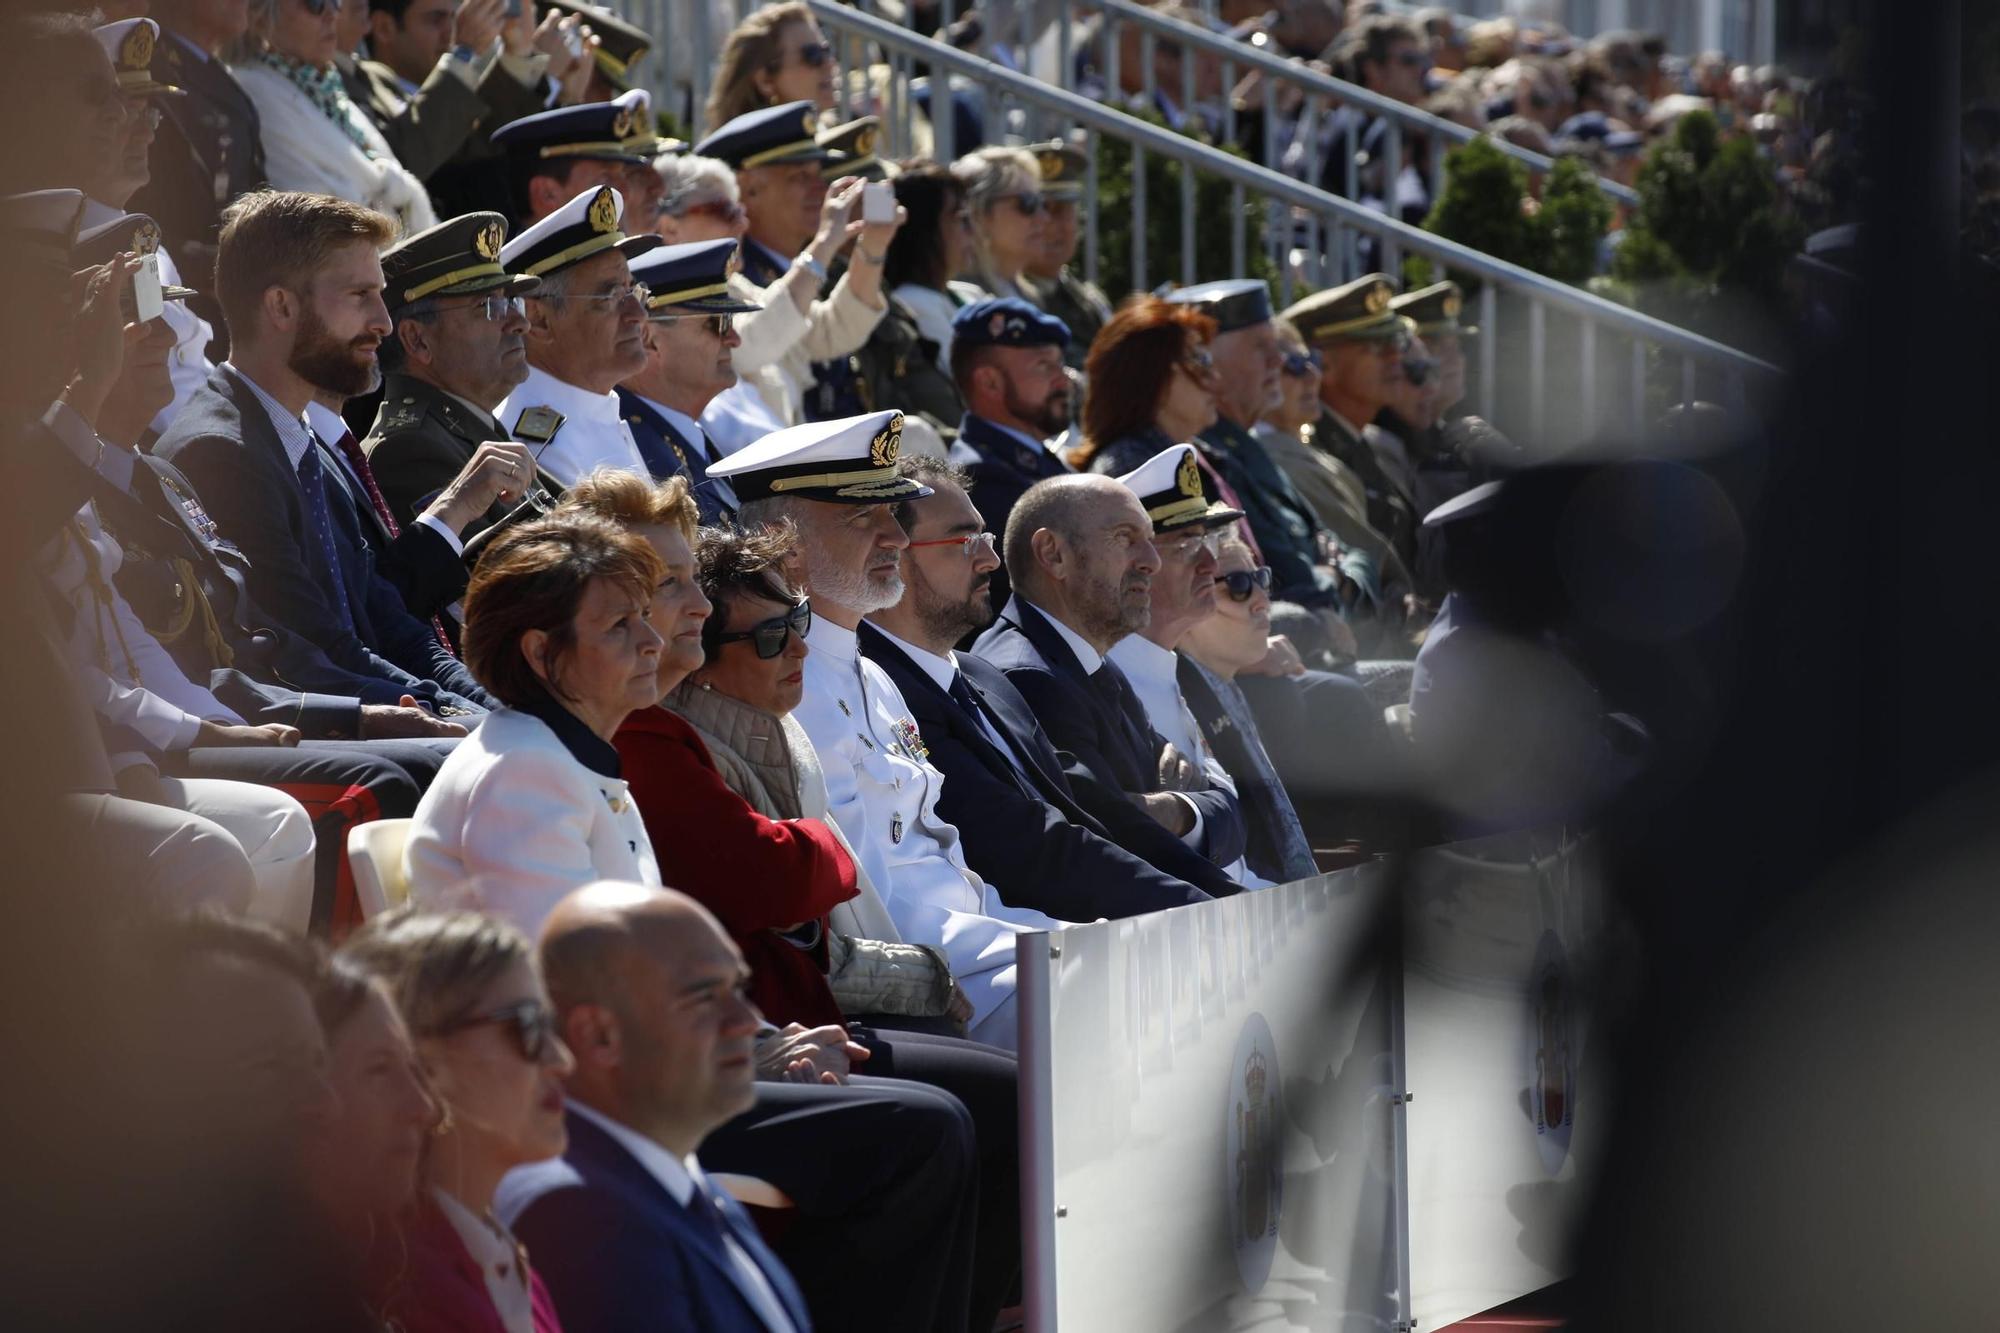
[
  {"x1": 791, "y1": 615, "x2": 1068, "y2": 1049},
  {"x1": 431, "y1": 1188, "x2": 536, "y2": 1333},
  {"x1": 563, "y1": 1101, "x2": 799, "y2": 1333},
  {"x1": 496, "y1": 364, "x2": 650, "y2": 486}
]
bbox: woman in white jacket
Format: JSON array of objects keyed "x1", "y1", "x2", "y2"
[
  {"x1": 403, "y1": 513, "x2": 665, "y2": 929},
  {"x1": 232, "y1": 0, "x2": 436, "y2": 234}
]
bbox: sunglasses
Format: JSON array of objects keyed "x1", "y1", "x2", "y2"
[
  {"x1": 439, "y1": 998, "x2": 559, "y2": 1064},
  {"x1": 1180, "y1": 347, "x2": 1217, "y2": 376},
  {"x1": 1007, "y1": 191, "x2": 1046, "y2": 216},
  {"x1": 793, "y1": 40, "x2": 833, "y2": 67},
  {"x1": 906, "y1": 531, "x2": 998, "y2": 557},
  {"x1": 440, "y1": 293, "x2": 526, "y2": 322},
  {"x1": 715, "y1": 598, "x2": 812, "y2": 659},
  {"x1": 679, "y1": 198, "x2": 747, "y2": 225},
  {"x1": 1281, "y1": 349, "x2": 1323, "y2": 377},
  {"x1": 653, "y1": 311, "x2": 736, "y2": 337},
  {"x1": 1219, "y1": 566, "x2": 1273, "y2": 601}
]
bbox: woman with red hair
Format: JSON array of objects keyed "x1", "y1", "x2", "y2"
[{"x1": 1068, "y1": 295, "x2": 1226, "y2": 476}]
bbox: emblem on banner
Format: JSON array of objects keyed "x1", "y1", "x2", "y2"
[{"x1": 1226, "y1": 1011, "x2": 1282, "y2": 1294}]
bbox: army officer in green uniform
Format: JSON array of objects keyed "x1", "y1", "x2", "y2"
[{"x1": 1020, "y1": 139, "x2": 1112, "y2": 370}]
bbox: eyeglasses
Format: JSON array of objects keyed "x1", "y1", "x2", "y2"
[
  {"x1": 1219, "y1": 566, "x2": 1273, "y2": 602},
  {"x1": 1393, "y1": 49, "x2": 1429, "y2": 68},
  {"x1": 299, "y1": 0, "x2": 335, "y2": 14},
  {"x1": 714, "y1": 598, "x2": 811, "y2": 659},
  {"x1": 1281, "y1": 349, "x2": 1323, "y2": 377},
  {"x1": 677, "y1": 198, "x2": 747, "y2": 225},
  {"x1": 652, "y1": 311, "x2": 736, "y2": 337},
  {"x1": 1155, "y1": 529, "x2": 1216, "y2": 561},
  {"x1": 439, "y1": 293, "x2": 526, "y2": 322},
  {"x1": 437, "y1": 998, "x2": 559, "y2": 1064},
  {"x1": 124, "y1": 98, "x2": 164, "y2": 129},
  {"x1": 1006, "y1": 192, "x2": 1046, "y2": 216},
  {"x1": 792, "y1": 40, "x2": 833, "y2": 67},
  {"x1": 1180, "y1": 347, "x2": 1217, "y2": 376},
  {"x1": 541, "y1": 281, "x2": 649, "y2": 308},
  {"x1": 906, "y1": 531, "x2": 998, "y2": 558}
]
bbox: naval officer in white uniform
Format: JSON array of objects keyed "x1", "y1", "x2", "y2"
[
  {"x1": 712, "y1": 409, "x2": 1073, "y2": 1052},
  {"x1": 495, "y1": 184, "x2": 663, "y2": 486}
]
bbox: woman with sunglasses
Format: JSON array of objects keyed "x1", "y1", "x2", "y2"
[
  {"x1": 703, "y1": 1, "x2": 838, "y2": 134},
  {"x1": 404, "y1": 513, "x2": 668, "y2": 926},
  {"x1": 343, "y1": 908, "x2": 573, "y2": 1333},
  {"x1": 557, "y1": 472, "x2": 969, "y2": 1036},
  {"x1": 229, "y1": 0, "x2": 435, "y2": 232},
  {"x1": 949, "y1": 146, "x2": 1048, "y2": 301}
]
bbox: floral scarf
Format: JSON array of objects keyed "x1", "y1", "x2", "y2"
[{"x1": 252, "y1": 50, "x2": 376, "y2": 157}]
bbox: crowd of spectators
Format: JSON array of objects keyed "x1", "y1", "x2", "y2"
[{"x1": 7, "y1": 0, "x2": 1715, "y2": 1327}]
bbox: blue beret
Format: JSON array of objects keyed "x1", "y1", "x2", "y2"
[{"x1": 951, "y1": 296, "x2": 1071, "y2": 349}]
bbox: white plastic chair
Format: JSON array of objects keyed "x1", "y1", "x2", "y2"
[{"x1": 346, "y1": 818, "x2": 413, "y2": 920}]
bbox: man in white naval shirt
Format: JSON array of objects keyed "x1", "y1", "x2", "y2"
[
  {"x1": 83, "y1": 18, "x2": 216, "y2": 439},
  {"x1": 494, "y1": 184, "x2": 663, "y2": 486},
  {"x1": 713, "y1": 410, "x2": 1071, "y2": 1052},
  {"x1": 1107, "y1": 443, "x2": 1273, "y2": 888}
]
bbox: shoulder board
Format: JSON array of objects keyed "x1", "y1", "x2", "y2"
[{"x1": 513, "y1": 405, "x2": 566, "y2": 446}]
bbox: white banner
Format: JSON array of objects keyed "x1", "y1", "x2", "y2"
[{"x1": 1017, "y1": 865, "x2": 1405, "y2": 1332}]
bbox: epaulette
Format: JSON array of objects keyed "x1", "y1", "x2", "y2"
[{"x1": 513, "y1": 405, "x2": 565, "y2": 447}]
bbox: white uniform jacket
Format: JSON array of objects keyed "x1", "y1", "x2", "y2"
[
  {"x1": 497, "y1": 365, "x2": 651, "y2": 487},
  {"x1": 405, "y1": 703, "x2": 661, "y2": 932},
  {"x1": 790, "y1": 617, "x2": 1067, "y2": 1048}
]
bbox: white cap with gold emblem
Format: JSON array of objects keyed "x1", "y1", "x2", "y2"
[
  {"x1": 1115, "y1": 442, "x2": 1246, "y2": 534},
  {"x1": 499, "y1": 185, "x2": 661, "y2": 279},
  {"x1": 94, "y1": 18, "x2": 183, "y2": 97},
  {"x1": 708, "y1": 411, "x2": 934, "y2": 505}
]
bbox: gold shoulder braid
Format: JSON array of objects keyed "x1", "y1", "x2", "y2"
[{"x1": 151, "y1": 556, "x2": 235, "y2": 670}]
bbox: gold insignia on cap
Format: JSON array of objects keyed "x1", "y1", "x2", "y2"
[
  {"x1": 1364, "y1": 283, "x2": 1389, "y2": 314},
  {"x1": 1441, "y1": 291, "x2": 1462, "y2": 319},
  {"x1": 122, "y1": 22, "x2": 154, "y2": 71},
  {"x1": 854, "y1": 126, "x2": 878, "y2": 156},
  {"x1": 1038, "y1": 150, "x2": 1064, "y2": 179},
  {"x1": 802, "y1": 110, "x2": 817, "y2": 137},
  {"x1": 132, "y1": 219, "x2": 161, "y2": 255},
  {"x1": 587, "y1": 188, "x2": 618, "y2": 234},
  {"x1": 869, "y1": 413, "x2": 904, "y2": 468},
  {"x1": 611, "y1": 106, "x2": 634, "y2": 138},
  {"x1": 474, "y1": 220, "x2": 504, "y2": 260},
  {"x1": 1176, "y1": 449, "x2": 1202, "y2": 500}
]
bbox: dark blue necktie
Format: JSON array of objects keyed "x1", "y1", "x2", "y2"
[
  {"x1": 950, "y1": 671, "x2": 1037, "y2": 795},
  {"x1": 295, "y1": 442, "x2": 355, "y2": 631},
  {"x1": 1091, "y1": 663, "x2": 1161, "y2": 782}
]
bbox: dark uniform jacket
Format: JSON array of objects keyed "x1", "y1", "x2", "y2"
[
  {"x1": 363, "y1": 371, "x2": 537, "y2": 531},
  {"x1": 1025, "y1": 266, "x2": 1112, "y2": 369},
  {"x1": 854, "y1": 296, "x2": 963, "y2": 436},
  {"x1": 337, "y1": 51, "x2": 551, "y2": 184},
  {"x1": 1314, "y1": 408, "x2": 1417, "y2": 573},
  {"x1": 859, "y1": 624, "x2": 1215, "y2": 920},
  {"x1": 972, "y1": 600, "x2": 1246, "y2": 895},
  {"x1": 615, "y1": 388, "x2": 734, "y2": 525},
  {"x1": 154, "y1": 369, "x2": 493, "y2": 708},
  {"x1": 129, "y1": 29, "x2": 265, "y2": 332},
  {"x1": 1198, "y1": 413, "x2": 1341, "y2": 604}
]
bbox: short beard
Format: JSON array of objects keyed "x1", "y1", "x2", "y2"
[
  {"x1": 804, "y1": 545, "x2": 905, "y2": 616},
  {"x1": 1004, "y1": 380, "x2": 1071, "y2": 438},
  {"x1": 290, "y1": 303, "x2": 381, "y2": 398},
  {"x1": 911, "y1": 568, "x2": 994, "y2": 647}
]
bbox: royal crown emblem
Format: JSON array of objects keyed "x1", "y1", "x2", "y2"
[
  {"x1": 1038, "y1": 149, "x2": 1064, "y2": 178},
  {"x1": 475, "y1": 220, "x2": 504, "y2": 260},
  {"x1": 869, "y1": 412, "x2": 903, "y2": 467},
  {"x1": 1442, "y1": 291, "x2": 1462, "y2": 319},
  {"x1": 1364, "y1": 283, "x2": 1389, "y2": 314},
  {"x1": 122, "y1": 22, "x2": 154, "y2": 71},
  {"x1": 611, "y1": 106, "x2": 634, "y2": 138},
  {"x1": 587, "y1": 188, "x2": 618, "y2": 234},
  {"x1": 1176, "y1": 448, "x2": 1203, "y2": 500}
]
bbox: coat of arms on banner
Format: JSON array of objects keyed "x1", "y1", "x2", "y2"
[{"x1": 1226, "y1": 1011, "x2": 1282, "y2": 1293}]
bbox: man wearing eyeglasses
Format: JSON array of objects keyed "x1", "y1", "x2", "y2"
[
  {"x1": 616, "y1": 238, "x2": 764, "y2": 524},
  {"x1": 860, "y1": 457, "x2": 1216, "y2": 921},
  {"x1": 365, "y1": 210, "x2": 567, "y2": 534},
  {"x1": 495, "y1": 184, "x2": 668, "y2": 488}
]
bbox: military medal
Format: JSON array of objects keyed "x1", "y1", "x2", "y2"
[{"x1": 890, "y1": 814, "x2": 903, "y2": 844}]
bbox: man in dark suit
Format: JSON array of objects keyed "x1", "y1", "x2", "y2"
[
  {"x1": 973, "y1": 472, "x2": 1250, "y2": 885},
  {"x1": 129, "y1": 0, "x2": 266, "y2": 327},
  {"x1": 504, "y1": 883, "x2": 983, "y2": 1333},
  {"x1": 862, "y1": 456, "x2": 1224, "y2": 917},
  {"x1": 617, "y1": 238, "x2": 765, "y2": 523},
  {"x1": 364, "y1": 211, "x2": 559, "y2": 531},
  {"x1": 154, "y1": 192, "x2": 504, "y2": 713}
]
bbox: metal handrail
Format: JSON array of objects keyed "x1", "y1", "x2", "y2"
[
  {"x1": 1084, "y1": 0, "x2": 1641, "y2": 208},
  {"x1": 807, "y1": 0, "x2": 1774, "y2": 384}
]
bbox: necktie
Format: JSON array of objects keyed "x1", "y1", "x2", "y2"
[
  {"x1": 322, "y1": 431, "x2": 456, "y2": 655},
  {"x1": 1090, "y1": 663, "x2": 1165, "y2": 786},
  {"x1": 949, "y1": 672, "x2": 1035, "y2": 794},
  {"x1": 295, "y1": 442, "x2": 355, "y2": 632}
]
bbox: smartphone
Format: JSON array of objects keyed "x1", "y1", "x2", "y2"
[
  {"x1": 861, "y1": 181, "x2": 897, "y2": 224},
  {"x1": 502, "y1": 0, "x2": 520, "y2": 16},
  {"x1": 125, "y1": 254, "x2": 165, "y2": 325}
]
